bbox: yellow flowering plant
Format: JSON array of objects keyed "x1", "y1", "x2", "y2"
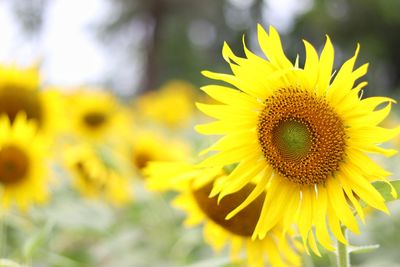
[{"x1": 145, "y1": 25, "x2": 400, "y2": 267}]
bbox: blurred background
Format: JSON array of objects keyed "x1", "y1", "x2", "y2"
[
  {"x1": 0, "y1": 0, "x2": 399, "y2": 266},
  {"x1": 2, "y1": 0, "x2": 400, "y2": 96}
]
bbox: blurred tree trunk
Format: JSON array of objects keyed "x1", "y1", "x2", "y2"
[
  {"x1": 142, "y1": 0, "x2": 165, "y2": 93},
  {"x1": 97, "y1": 0, "x2": 263, "y2": 95}
]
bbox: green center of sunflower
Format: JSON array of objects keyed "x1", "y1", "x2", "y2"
[
  {"x1": 83, "y1": 112, "x2": 107, "y2": 128},
  {"x1": 0, "y1": 145, "x2": 29, "y2": 185},
  {"x1": 193, "y1": 182, "x2": 264, "y2": 237},
  {"x1": 258, "y1": 88, "x2": 347, "y2": 185},
  {"x1": 0, "y1": 86, "x2": 43, "y2": 125},
  {"x1": 273, "y1": 119, "x2": 312, "y2": 161}
]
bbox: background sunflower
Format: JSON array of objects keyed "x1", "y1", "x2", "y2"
[
  {"x1": 0, "y1": 113, "x2": 49, "y2": 210},
  {"x1": 65, "y1": 89, "x2": 130, "y2": 143},
  {"x1": 64, "y1": 144, "x2": 132, "y2": 205},
  {"x1": 145, "y1": 162, "x2": 302, "y2": 267},
  {"x1": 0, "y1": 64, "x2": 62, "y2": 138}
]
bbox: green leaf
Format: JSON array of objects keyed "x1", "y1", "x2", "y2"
[
  {"x1": 22, "y1": 220, "x2": 55, "y2": 259},
  {"x1": 372, "y1": 180, "x2": 400, "y2": 202},
  {"x1": 349, "y1": 244, "x2": 380, "y2": 254}
]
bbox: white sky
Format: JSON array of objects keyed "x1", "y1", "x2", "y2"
[
  {"x1": 40, "y1": 0, "x2": 109, "y2": 86},
  {"x1": 0, "y1": 0, "x2": 109, "y2": 87},
  {"x1": 0, "y1": 3, "x2": 28, "y2": 62}
]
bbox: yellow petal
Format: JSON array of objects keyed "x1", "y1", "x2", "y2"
[
  {"x1": 326, "y1": 177, "x2": 359, "y2": 234},
  {"x1": 219, "y1": 159, "x2": 266, "y2": 200},
  {"x1": 316, "y1": 35, "x2": 334, "y2": 96},
  {"x1": 337, "y1": 173, "x2": 365, "y2": 223},
  {"x1": 225, "y1": 168, "x2": 270, "y2": 219},
  {"x1": 257, "y1": 24, "x2": 293, "y2": 69},
  {"x1": 303, "y1": 40, "x2": 319, "y2": 90},
  {"x1": 199, "y1": 131, "x2": 257, "y2": 156},
  {"x1": 327, "y1": 44, "x2": 360, "y2": 100},
  {"x1": 195, "y1": 120, "x2": 254, "y2": 135},
  {"x1": 198, "y1": 145, "x2": 258, "y2": 167},
  {"x1": 246, "y1": 241, "x2": 265, "y2": 267},
  {"x1": 341, "y1": 165, "x2": 388, "y2": 213},
  {"x1": 200, "y1": 85, "x2": 262, "y2": 108},
  {"x1": 253, "y1": 177, "x2": 294, "y2": 240},
  {"x1": 298, "y1": 187, "x2": 315, "y2": 251},
  {"x1": 327, "y1": 204, "x2": 348, "y2": 245},
  {"x1": 314, "y1": 186, "x2": 335, "y2": 251},
  {"x1": 195, "y1": 102, "x2": 258, "y2": 121}
]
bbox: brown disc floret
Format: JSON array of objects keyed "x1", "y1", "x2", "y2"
[{"x1": 257, "y1": 88, "x2": 347, "y2": 185}]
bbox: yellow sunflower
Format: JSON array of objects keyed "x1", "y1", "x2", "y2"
[
  {"x1": 64, "y1": 144, "x2": 132, "y2": 205},
  {"x1": 0, "y1": 64, "x2": 61, "y2": 136},
  {"x1": 135, "y1": 80, "x2": 196, "y2": 128},
  {"x1": 66, "y1": 89, "x2": 129, "y2": 142},
  {"x1": 196, "y1": 25, "x2": 399, "y2": 251},
  {"x1": 130, "y1": 130, "x2": 191, "y2": 174},
  {"x1": 145, "y1": 162, "x2": 302, "y2": 267},
  {"x1": 0, "y1": 112, "x2": 49, "y2": 210}
]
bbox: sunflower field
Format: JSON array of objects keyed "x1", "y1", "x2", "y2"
[{"x1": 0, "y1": 0, "x2": 400, "y2": 267}]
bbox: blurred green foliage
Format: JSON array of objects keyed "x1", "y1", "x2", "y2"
[{"x1": 291, "y1": 0, "x2": 400, "y2": 97}]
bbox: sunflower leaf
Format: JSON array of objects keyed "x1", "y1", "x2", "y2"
[
  {"x1": 348, "y1": 244, "x2": 380, "y2": 254},
  {"x1": 372, "y1": 180, "x2": 400, "y2": 202}
]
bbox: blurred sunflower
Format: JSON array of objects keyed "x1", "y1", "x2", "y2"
[
  {"x1": 0, "y1": 113, "x2": 49, "y2": 210},
  {"x1": 0, "y1": 64, "x2": 61, "y2": 136},
  {"x1": 130, "y1": 130, "x2": 191, "y2": 174},
  {"x1": 145, "y1": 162, "x2": 302, "y2": 267},
  {"x1": 196, "y1": 25, "x2": 399, "y2": 251},
  {"x1": 135, "y1": 80, "x2": 196, "y2": 128},
  {"x1": 67, "y1": 89, "x2": 129, "y2": 142},
  {"x1": 64, "y1": 144, "x2": 131, "y2": 205}
]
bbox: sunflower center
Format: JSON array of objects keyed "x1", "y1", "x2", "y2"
[
  {"x1": 0, "y1": 145, "x2": 29, "y2": 185},
  {"x1": 0, "y1": 86, "x2": 43, "y2": 125},
  {"x1": 133, "y1": 152, "x2": 152, "y2": 170},
  {"x1": 273, "y1": 119, "x2": 312, "y2": 161},
  {"x1": 257, "y1": 88, "x2": 347, "y2": 185},
  {"x1": 83, "y1": 112, "x2": 107, "y2": 128},
  {"x1": 193, "y1": 182, "x2": 264, "y2": 237}
]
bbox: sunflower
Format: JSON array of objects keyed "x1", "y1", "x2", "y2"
[
  {"x1": 66, "y1": 89, "x2": 129, "y2": 142},
  {"x1": 196, "y1": 25, "x2": 399, "y2": 251},
  {"x1": 0, "y1": 112, "x2": 49, "y2": 210},
  {"x1": 0, "y1": 64, "x2": 61, "y2": 136},
  {"x1": 130, "y1": 129, "x2": 191, "y2": 174},
  {"x1": 135, "y1": 80, "x2": 196, "y2": 128},
  {"x1": 64, "y1": 144, "x2": 132, "y2": 205},
  {"x1": 145, "y1": 162, "x2": 302, "y2": 267}
]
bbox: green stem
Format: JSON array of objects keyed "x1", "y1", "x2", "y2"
[{"x1": 336, "y1": 225, "x2": 350, "y2": 267}]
